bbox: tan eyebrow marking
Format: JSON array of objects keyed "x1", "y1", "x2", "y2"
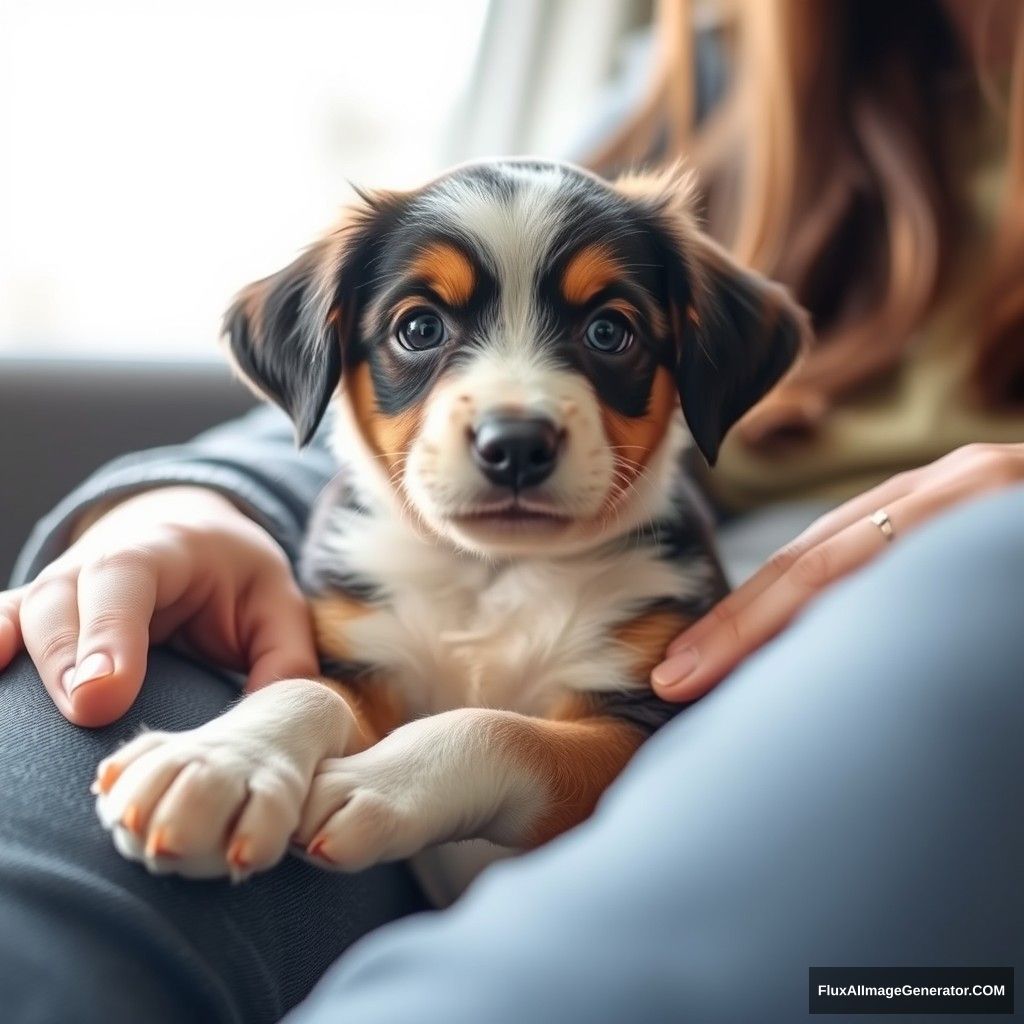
[
  {"x1": 407, "y1": 242, "x2": 476, "y2": 307},
  {"x1": 561, "y1": 243, "x2": 624, "y2": 305}
]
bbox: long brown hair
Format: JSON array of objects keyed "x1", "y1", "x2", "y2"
[{"x1": 589, "y1": 0, "x2": 1024, "y2": 443}]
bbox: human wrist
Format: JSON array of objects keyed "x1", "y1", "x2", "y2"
[{"x1": 69, "y1": 485, "x2": 245, "y2": 545}]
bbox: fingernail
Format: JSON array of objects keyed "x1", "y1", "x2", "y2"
[
  {"x1": 666, "y1": 627, "x2": 699, "y2": 655},
  {"x1": 67, "y1": 651, "x2": 114, "y2": 694},
  {"x1": 651, "y1": 645, "x2": 699, "y2": 689}
]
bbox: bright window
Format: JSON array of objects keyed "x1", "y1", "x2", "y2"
[{"x1": 0, "y1": 0, "x2": 488, "y2": 357}]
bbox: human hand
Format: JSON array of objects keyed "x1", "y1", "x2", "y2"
[
  {"x1": 0, "y1": 487, "x2": 318, "y2": 727},
  {"x1": 652, "y1": 442, "x2": 1024, "y2": 700}
]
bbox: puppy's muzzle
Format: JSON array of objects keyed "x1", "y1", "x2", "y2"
[{"x1": 470, "y1": 413, "x2": 561, "y2": 491}]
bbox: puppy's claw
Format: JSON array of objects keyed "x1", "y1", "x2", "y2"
[
  {"x1": 227, "y1": 837, "x2": 252, "y2": 884},
  {"x1": 95, "y1": 761, "x2": 122, "y2": 795},
  {"x1": 121, "y1": 804, "x2": 142, "y2": 835},
  {"x1": 307, "y1": 835, "x2": 333, "y2": 862},
  {"x1": 145, "y1": 827, "x2": 178, "y2": 859},
  {"x1": 226, "y1": 837, "x2": 250, "y2": 870}
]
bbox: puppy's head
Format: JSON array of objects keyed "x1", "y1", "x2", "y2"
[{"x1": 226, "y1": 160, "x2": 807, "y2": 556}]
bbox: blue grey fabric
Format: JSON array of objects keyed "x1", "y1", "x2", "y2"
[
  {"x1": 288, "y1": 486, "x2": 1024, "y2": 1024},
  {"x1": 0, "y1": 648, "x2": 428, "y2": 1024}
]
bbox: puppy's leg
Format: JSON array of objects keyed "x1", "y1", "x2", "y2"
[
  {"x1": 296, "y1": 701, "x2": 644, "y2": 871},
  {"x1": 93, "y1": 677, "x2": 394, "y2": 880}
]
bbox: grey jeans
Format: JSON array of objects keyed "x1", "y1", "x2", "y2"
[
  {"x1": 0, "y1": 651, "x2": 428, "y2": 1024},
  {"x1": 1, "y1": 488, "x2": 1021, "y2": 1023}
]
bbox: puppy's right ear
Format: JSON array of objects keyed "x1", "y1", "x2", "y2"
[{"x1": 224, "y1": 194, "x2": 395, "y2": 445}]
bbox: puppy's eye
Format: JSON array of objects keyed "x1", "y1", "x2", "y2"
[
  {"x1": 584, "y1": 311, "x2": 633, "y2": 354},
  {"x1": 397, "y1": 311, "x2": 447, "y2": 351}
]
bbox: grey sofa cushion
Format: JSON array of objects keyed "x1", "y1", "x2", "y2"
[{"x1": 0, "y1": 357, "x2": 255, "y2": 582}]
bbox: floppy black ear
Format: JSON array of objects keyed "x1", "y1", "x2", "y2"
[
  {"x1": 223, "y1": 187, "x2": 405, "y2": 446},
  {"x1": 613, "y1": 166, "x2": 808, "y2": 465},
  {"x1": 673, "y1": 237, "x2": 809, "y2": 465},
  {"x1": 223, "y1": 236, "x2": 345, "y2": 447}
]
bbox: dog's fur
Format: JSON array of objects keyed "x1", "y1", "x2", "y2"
[{"x1": 93, "y1": 160, "x2": 806, "y2": 902}]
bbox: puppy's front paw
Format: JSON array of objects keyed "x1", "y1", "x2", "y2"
[
  {"x1": 93, "y1": 679, "x2": 354, "y2": 881},
  {"x1": 93, "y1": 727, "x2": 305, "y2": 881},
  {"x1": 295, "y1": 710, "x2": 506, "y2": 871},
  {"x1": 294, "y1": 756, "x2": 436, "y2": 872}
]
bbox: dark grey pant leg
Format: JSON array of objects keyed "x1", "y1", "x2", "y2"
[
  {"x1": 0, "y1": 649, "x2": 428, "y2": 1024},
  {"x1": 291, "y1": 486, "x2": 1024, "y2": 1024}
]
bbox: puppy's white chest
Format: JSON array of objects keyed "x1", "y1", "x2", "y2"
[
  {"x1": 353, "y1": 561, "x2": 592, "y2": 715},
  {"x1": 324, "y1": 510, "x2": 697, "y2": 717},
  {"x1": 424, "y1": 563, "x2": 585, "y2": 713}
]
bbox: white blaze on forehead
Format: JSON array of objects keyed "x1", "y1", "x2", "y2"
[
  {"x1": 425, "y1": 345, "x2": 584, "y2": 430},
  {"x1": 417, "y1": 164, "x2": 572, "y2": 356}
]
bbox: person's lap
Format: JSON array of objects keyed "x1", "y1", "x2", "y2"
[
  {"x1": 291, "y1": 486, "x2": 1024, "y2": 1024},
  {"x1": 0, "y1": 649, "x2": 428, "y2": 1024}
]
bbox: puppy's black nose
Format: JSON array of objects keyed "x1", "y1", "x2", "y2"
[{"x1": 471, "y1": 414, "x2": 561, "y2": 490}]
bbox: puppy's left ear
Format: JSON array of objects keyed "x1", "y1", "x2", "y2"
[
  {"x1": 615, "y1": 167, "x2": 809, "y2": 465},
  {"x1": 674, "y1": 236, "x2": 810, "y2": 465}
]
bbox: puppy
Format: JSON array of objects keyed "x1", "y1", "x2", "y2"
[{"x1": 93, "y1": 159, "x2": 806, "y2": 903}]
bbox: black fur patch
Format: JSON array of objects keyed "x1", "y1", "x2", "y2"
[{"x1": 347, "y1": 163, "x2": 686, "y2": 424}]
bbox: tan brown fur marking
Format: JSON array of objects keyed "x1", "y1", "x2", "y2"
[
  {"x1": 346, "y1": 362, "x2": 424, "y2": 474},
  {"x1": 408, "y1": 242, "x2": 476, "y2": 307},
  {"x1": 321, "y1": 677, "x2": 406, "y2": 753},
  {"x1": 561, "y1": 244, "x2": 624, "y2": 305},
  {"x1": 613, "y1": 608, "x2": 695, "y2": 679},
  {"x1": 600, "y1": 366, "x2": 678, "y2": 501},
  {"x1": 489, "y1": 710, "x2": 644, "y2": 846},
  {"x1": 544, "y1": 691, "x2": 599, "y2": 721},
  {"x1": 310, "y1": 594, "x2": 373, "y2": 665},
  {"x1": 310, "y1": 596, "x2": 406, "y2": 750}
]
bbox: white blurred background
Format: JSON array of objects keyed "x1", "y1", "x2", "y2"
[
  {"x1": 0, "y1": 0, "x2": 650, "y2": 359},
  {"x1": 0, "y1": 0, "x2": 487, "y2": 357}
]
